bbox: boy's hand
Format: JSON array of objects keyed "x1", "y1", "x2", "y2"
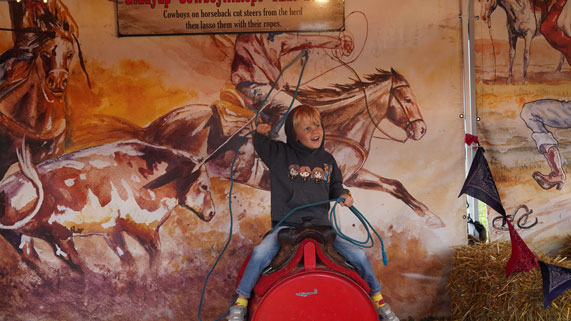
[
  {"x1": 339, "y1": 193, "x2": 353, "y2": 207},
  {"x1": 256, "y1": 123, "x2": 272, "y2": 136}
]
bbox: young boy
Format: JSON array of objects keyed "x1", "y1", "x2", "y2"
[{"x1": 228, "y1": 105, "x2": 399, "y2": 321}]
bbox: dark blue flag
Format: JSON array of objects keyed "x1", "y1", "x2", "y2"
[
  {"x1": 539, "y1": 260, "x2": 571, "y2": 307},
  {"x1": 458, "y1": 147, "x2": 506, "y2": 216}
]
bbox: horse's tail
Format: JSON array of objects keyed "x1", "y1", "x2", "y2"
[{"x1": 70, "y1": 114, "x2": 145, "y2": 150}]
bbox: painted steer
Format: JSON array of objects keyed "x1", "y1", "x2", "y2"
[{"x1": 0, "y1": 139, "x2": 214, "y2": 273}]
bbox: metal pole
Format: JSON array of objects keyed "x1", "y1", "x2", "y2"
[{"x1": 460, "y1": 0, "x2": 481, "y2": 238}]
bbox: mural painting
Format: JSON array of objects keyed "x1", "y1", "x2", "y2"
[
  {"x1": 476, "y1": 0, "x2": 571, "y2": 252},
  {"x1": 0, "y1": 0, "x2": 466, "y2": 319}
]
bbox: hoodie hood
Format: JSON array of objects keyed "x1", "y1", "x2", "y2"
[{"x1": 285, "y1": 106, "x2": 325, "y2": 153}]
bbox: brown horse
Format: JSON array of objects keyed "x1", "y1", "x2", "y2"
[
  {"x1": 0, "y1": 28, "x2": 76, "y2": 273},
  {"x1": 295, "y1": 68, "x2": 441, "y2": 227},
  {"x1": 78, "y1": 68, "x2": 444, "y2": 228},
  {"x1": 0, "y1": 28, "x2": 75, "y2": 179}
]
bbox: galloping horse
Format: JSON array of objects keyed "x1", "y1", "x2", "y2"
[
  {"x1": 479, "y1": 0, "x2": 566, "y2": 83},
  {"x1": 79, "y1": 68, "x2": 444, "y2": 228},
  {"x1": 292, "y1": 68, "x2": 440, "y2": 226},
  {"x1": 0, "y1": 28, "x2": 75, "y2": 179}
]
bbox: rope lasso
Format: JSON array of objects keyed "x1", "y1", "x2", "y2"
[
  {"x1": 300, "y1": 11, "x2": 369, "y2": 87},
  {"x1": 196, "y1": 49, "x2": 309, "y2": 321},
  {"x1": 197, "y1": 37, "x2": 388, "y2": 320},
  {"x1": 267, "y1": 49, "x2": 309, "y2": 136},
  {"x1": 270, "y1": 197, "x2": 388, "y2": 266},
  {"x1": 190, "y1": 49, "x2": 308, "y2": 174}
]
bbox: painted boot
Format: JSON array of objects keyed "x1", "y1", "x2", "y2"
[
  {"x1": 377, "y1": 303, "x2": 399, "y2": 321},
  {"x1": 532, "y1": 146, "x2": 566, "y2": 190},
  {"x1": 227, "y1": 305, "x2": 246, "y2": 321}
]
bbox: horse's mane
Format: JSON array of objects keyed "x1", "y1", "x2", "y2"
[{"x1": 290, "y1": 68, "x2": 395, "y2": 101}]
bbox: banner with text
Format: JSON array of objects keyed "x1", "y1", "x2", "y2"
[{"x1": 116, "y1": 0, "x2": 345, "y2": 36}]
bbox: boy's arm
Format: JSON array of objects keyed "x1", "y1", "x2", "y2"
[
  {"x1": 253, "y1": 123, "x2": 281, "y2": 167},
  {"x1": 329, "y1": 159, "x2": 353, "y2": 207},
  {"x1": 329, "y1": 158, "x2": 350, "y2": 201}
]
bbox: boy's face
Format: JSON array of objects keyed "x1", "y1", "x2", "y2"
[{"x1": 294, "y1": 115, "x2": 323, "y2": 150}]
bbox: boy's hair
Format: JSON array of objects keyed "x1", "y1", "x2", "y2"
[{"x1": 292, "y1": 105, "x2": 321, "y2": 129}]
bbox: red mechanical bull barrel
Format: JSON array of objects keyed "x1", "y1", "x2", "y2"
[{"x1": 244, "y1": 239, "x2": 379, "y2": 321}]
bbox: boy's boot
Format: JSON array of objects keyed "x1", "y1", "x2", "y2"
[
  {"x1": 227, "y1": 305, "x2": 246, "y2": 321},
  {"x1": 377, "y1": 303, "x2": 399, "y2": 321}
]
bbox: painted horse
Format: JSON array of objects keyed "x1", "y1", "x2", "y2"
[
  {"x1": 0, "y1": 27, "x2": 80, "y2": 273},
  {"x1": 77, "y1": 68, "x2": 444, "y2": 228},
  {"x1": 0, "y1": 28, "x2": 75, "y2": 180},
  {"x1": 479, "y1": 0, "x2": 566, "y2": 83},
  {"x1": 1, "y1": 0, "x2": 85, "y2": 180}
]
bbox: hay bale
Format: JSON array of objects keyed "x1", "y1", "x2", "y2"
[
  {"x1": 447, "y1": 241, "x2": 571, "y2": 321},
  {"x1": 561, "y1": 235, "x2": 571, "y2": 258}
]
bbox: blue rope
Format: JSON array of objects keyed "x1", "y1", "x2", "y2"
[
  {"x1": 197, "y1": 161, "x2": 388, "y2": 321},
  {"x1": 195, "y1": 133, "x2": 252, "y2": 321},
  {"x1": 196, "y1": 50, "x2": 308, "y2": 321},
  {"x1": 330, "y1": 199, "x2": 388, "y2": 266},
  {"x1": 270, "y1": 50, "x2": 309, "y2": 136},
  {"x1": 196, "y1": 47, "x2": 387, "y2": 321},
  {"x1": 270, "y1": 197, "x2": 387, "y2": 266},
  {"x1": 245, "y1": 49, "x2": 309, "y2": 129}
]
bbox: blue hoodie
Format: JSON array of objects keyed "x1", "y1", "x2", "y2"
[{"x1": 252, "y1": 106, "x2": 349, "y2": 227}]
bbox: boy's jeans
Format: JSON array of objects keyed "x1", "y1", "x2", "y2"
[{"x1": 236, "y1": 227, "x2": 382, "y2": 298}]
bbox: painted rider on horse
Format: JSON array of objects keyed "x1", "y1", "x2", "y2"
[{"x1": 229, "y1": 32, "x2": 354, "y2": 140}]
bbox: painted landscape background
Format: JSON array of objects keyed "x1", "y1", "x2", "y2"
[
  {"x1": 474, "y1": 0, "x2": 571, "y2": 253},
  {"x1": 0, "y1": 0, "x2": 467, "y2": 319}
]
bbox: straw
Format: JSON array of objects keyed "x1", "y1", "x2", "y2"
[{"x1": 447, "y1": 241, "x2": 571, "y2": 321}]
